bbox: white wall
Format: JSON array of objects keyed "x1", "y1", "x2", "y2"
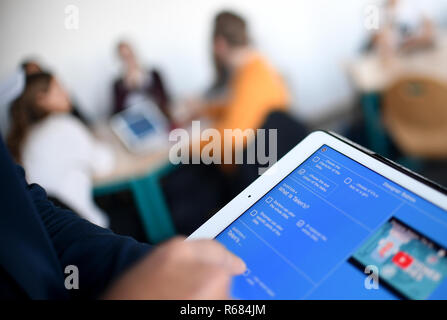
[{"x1": 0, "y1": 0, "x2": 444, "y2": 122}]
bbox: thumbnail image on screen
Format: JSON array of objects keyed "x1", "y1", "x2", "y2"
[{"x1": 350, "y1": 218, "x2": 447, "y2": 300}]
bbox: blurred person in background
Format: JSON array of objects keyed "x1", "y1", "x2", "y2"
[
  {"x1": 368, "y1": 0, "x2": 437, "y2": 55},
  {"x1": 203, "y1": 53, "x2": 231, "y2": 101},
  {"x1": 20, "y1": 59, "x2": 90, "y2": 126},
  {"x1": 6, "y1": 72, "x2": 115, "y2": 227},
  {"x1": 113, "y1": 41, "x2": 171, "y2": 121},
  {"x1": 187, "y1": 11, "x2": 290, "y2": 162},
  {"x1": 160, "y1": 11, "x2": 292, "y2": 235}
]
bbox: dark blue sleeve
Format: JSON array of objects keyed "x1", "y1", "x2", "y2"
[{"x1": 19, "y1": 167, "x2": 152, "y2": 298}]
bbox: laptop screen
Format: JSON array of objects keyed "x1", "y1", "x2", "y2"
[{"x1": 216, "y1": 145, "x2": 447, "y2": 299}]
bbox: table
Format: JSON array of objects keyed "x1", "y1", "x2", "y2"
[
  {"x1": 346, "y1": 33, "x2": 447, "y2": 93},
  {"x1": 92, "y1": 123, "x2": 175, "y2": 243},
  {"x1": 92, "y1": 123, "x2": 170, "y2": 187}
]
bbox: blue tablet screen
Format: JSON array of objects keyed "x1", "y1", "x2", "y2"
[
  {"x1": 216, "y1": 145, "x2": 447, "y2": 299},
  {"x1": 123, "y1": 113, "x2": 155, "y2": 138}
]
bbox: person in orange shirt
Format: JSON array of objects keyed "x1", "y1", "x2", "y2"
[{"x1": 189, "y1": 11, "x2": 290, "y2": 163}]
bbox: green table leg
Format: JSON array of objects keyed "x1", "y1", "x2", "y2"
[
  {"x1": 93, "y1": 163, "x2": 177, "y2": 244},
  {"x1": 130, "y1": 164, "x2": 177, "y2": 244},
  {"x1": 361, "y1": 92, "x2": 390, "y2": 157}
]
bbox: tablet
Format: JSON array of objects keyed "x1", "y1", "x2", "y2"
[
  {"x1": 111, "y1": 99, "x2": 168, "y2": 153},
  {"x1": 188, "y1": 131, "x2": 447, "y2": 300}
]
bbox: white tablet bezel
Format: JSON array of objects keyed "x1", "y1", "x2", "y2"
[{"x1": 188, "y1": 130, "x2": 447, "y2": 240}]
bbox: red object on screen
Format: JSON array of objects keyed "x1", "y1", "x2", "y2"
[{"x1": 392, "y1": 251, "x2": 414, "y2": 269}]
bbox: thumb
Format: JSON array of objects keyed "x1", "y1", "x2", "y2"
[{"x1": 189, "y1": 240, "x2": 246, "y2": 275}]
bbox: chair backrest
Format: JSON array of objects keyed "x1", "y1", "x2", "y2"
[
  {"x1": 231, "y1": 110, "x2": 309, "y2": 194},
  {"x1": 383, "y1": 76, "x2": 447, "y2": 158}
]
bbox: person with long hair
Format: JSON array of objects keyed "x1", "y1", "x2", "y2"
[
  {"x1": 113, "y1": 41, "x2": 171, "y2": 121},
  {"x1": 7, "y1": 72, "x2": 114, "y2": 227},
  {"x1": 20, "y1": 59, "x2": 90, "y2": 126}
]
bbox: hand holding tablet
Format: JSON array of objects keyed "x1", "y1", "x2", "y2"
[{"x1": 189, "y1": 131, "x2": 447, "y2": 299}]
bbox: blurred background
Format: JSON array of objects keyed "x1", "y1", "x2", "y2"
[
  {"x1": 1, "y1": 0, "x2": 446, "y2": 244},
  {"x1": 4, "y1": 0, "x2": 446, "y2": 121}
]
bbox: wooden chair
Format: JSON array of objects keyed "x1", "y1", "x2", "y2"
[{"x1": 383, "y1": 76, "x2": 447, "y2": 159}]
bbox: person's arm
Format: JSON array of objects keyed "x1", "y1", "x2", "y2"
[
  {"x1": 179, "y1": 97, "x2": 226, "y2": 128},
  {"x1": 61, "y1": 115, "x2": 115, "y2": 178},
  {"x1": 17, "y1": 163, "x2": 246, "y2": 300},
  {"x1": 88, "y1": 139, "x2": 115, "y2": 177},
  {"x1": 202, "y1": 99, "x2": 228, "y2": 120},
  {"x1": 113, "y1": 80, "x2": 127, "y2": 114},
  {"x1": 21, "y1": 166, "x2": 151, "y2": 298},
  {"x1": 150, "y1": 70, "x2": 170, "y2": 110},
  {"x1": 102, "y1": 237, "x2": 245, "y2": 300}
]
